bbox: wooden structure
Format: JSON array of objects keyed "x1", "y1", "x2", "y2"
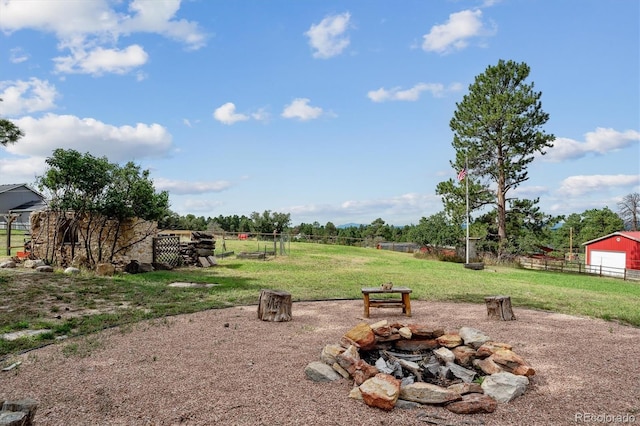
[
  {"x1": 484, "y1": 295, "x2": 516, "y2": 321},
  {"x1": 582, "y1": 231, "x2": 640, "y2": 277},
  {"x1": 257, "y1": 289, "x2": 292, "y2": 322},
  {"x1": 361, "y1": 287, "x2": 412, "y2": 318}
]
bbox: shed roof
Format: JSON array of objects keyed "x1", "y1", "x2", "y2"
[
  {"x1": 582, "y1": 231, "x2": 640, "y2": 246},
  {"x1": 0, "y1": 183, "x2": 45, "y2": 198}
]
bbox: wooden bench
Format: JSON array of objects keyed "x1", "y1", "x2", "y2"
[{"x1": 361, "y1": 287, "x2": 412, "y2": 318}]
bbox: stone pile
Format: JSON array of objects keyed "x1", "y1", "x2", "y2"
[{"x1": 305, "y1": 320, "x2": 535, "y2": 414}]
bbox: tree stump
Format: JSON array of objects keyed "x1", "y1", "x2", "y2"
[
  {"x1": 257, "y1": 289, "x2": 292, "y2": 322},
  {"x1": 484, "y1": 295, "x2": 516, "y2": 321}
]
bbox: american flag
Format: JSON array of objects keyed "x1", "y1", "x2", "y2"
[{"x1": 457, "y1": 168, "x2": 467, "y2": 181}]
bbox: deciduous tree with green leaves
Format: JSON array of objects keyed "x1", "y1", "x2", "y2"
[
  {"x1": 407, "y1": 212, "x2": 461, "y2": 256},
  {"x1": 37, "y1": 149, "x2": 169, "y2": 266},
  {"x1": 437, "y1": 59, "x2": 555, "y2": 257}
]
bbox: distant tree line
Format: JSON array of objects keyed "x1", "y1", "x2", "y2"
[{"x1": 157, "y1": 198, "x2": 635, "y2": 260}]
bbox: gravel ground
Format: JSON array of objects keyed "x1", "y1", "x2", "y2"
[{"x1": 1, "y1": 300, "x2": 639, "y2": 426}]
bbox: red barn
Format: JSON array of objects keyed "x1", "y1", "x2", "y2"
[{"x1": 582, "y1": 231, "x2": 640, "y2": 277}]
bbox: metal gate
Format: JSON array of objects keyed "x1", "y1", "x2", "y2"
[{"x1": 152, "y1": 236, "x2": 181, "y2": 267}]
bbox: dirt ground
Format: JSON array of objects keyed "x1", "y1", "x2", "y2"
[{"x1": 1, "y1": 296, "x2": 639, "y2": 426}]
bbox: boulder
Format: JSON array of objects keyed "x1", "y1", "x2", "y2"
[
  {"x1": 476, "y1": 342, "x2": 513, "y2": 358},
  {"x1": 481, "y1": 371, "x2": 529, "y2": 403},
  {"x1": 407, "y1": 325, "x2": 444, "y2": 338},
  {"x1": 320, "y1": 344, "x2": 345, "y2": 365},
  {"x1": 394, "y1": 338, "x2": 438, "y2": 352},
  {"x1": 23, "y1": 259, "x2": 45, "y2": 269},
  {"x1": 336, "y1": 345, "x2": 379, "y2": 385},
  {"x1": 433, "y1": 347, "x2": 455, "y2": 364},
  {"x1": 1, "y1": 398, "x2": 38, "y2": 425},
  {"x1": 341, "y1": 323, "x2": 376, "y2": 350},
  {"x1": 447, "y1": 382, "x2": 483, "y2": 395},
  {"x1": 0, "y1": 261, "x2": 16, "y2": 269},
  {"x1": 359, "y1": 373, "x2": 401, "y2": 411},
  {"x1": 452, "y1": 345, "x2": 476, "y2": 366},
  {"x1": 95, "y1": 263, "x2": 115, "y2": 276},
  {"x1": 304, "y1": 361, "x2": 342, "y2": 382},
  {"x1": 399, "y1": 382, "x2": 462, "y2": 405},
  {"x1": 473, "y1": 357, "x2": 504, "y2": 375},
  {"x1": 64, "y1": 267, "x2": 80, "y2": 275},
  {"x1": 459, "y1": 327, "x2": 491, "y2": 348},
  {"x1": 445, "y1": 393, "x2": 497, "y2": 414},
  {"x1": 35, "y1": 265, "x2": 54, "y2": 273}
]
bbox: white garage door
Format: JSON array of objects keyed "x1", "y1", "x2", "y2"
[{"x1": 590, "y1": 250, "x2": 626, "y2": 277}]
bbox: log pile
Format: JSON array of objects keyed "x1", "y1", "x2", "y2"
[{"x1": 179, "y1": 231, "x2": 217, "y2": 267}]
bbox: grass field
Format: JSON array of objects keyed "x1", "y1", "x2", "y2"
[
  {"x1": 1, "y1": 238, "x2": 639, "y2": 358},
  {"x1": 0, "y1": 228, "x2": 27, "y2": 257}
]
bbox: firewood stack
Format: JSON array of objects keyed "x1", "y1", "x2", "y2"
[{"x1": 179, "y1": 231, "x2": 217, "y2": 266}]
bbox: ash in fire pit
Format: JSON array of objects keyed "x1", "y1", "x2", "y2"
[{"x1": 305, "y1": 320, "x2": 535, "y2": 414}]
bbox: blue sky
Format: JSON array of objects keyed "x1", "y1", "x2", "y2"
[{"x1": 0, "y1": 0, "x2": 638, "y2": 226}]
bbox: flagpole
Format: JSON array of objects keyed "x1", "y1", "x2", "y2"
[{"x1": 465, "y1": 155, "x2": 470, "y2": 264}]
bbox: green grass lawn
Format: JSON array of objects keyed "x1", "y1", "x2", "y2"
[
  {"x1": 0, "y1": 228, "x2": 28, "y2": 257},
  {"x1": 1, "y1": 238, "x2": 638, "y2": 359}
]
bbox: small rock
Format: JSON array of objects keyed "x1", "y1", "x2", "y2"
[
  {"x1": 0, "y1": 261, "x2": 16, "y2": 268},
  {"x1": 459, "y1": 327, "x2": 491, "y2": 348},
  {"x1": 304, "y1": 361, "x2": 342, "y2": 382},
  {"x1": 64, "y1": 267, "x2": 80, "y2": 275},
  {"x1": 398, "y1": 326, "x2": 412, "y2": 339},
  {"x1": 433, "y1": 347, "x2": 455, "y2": 364},
  {"x1": 446, "y1": 393, "x2": 497, "y2": 414},
  {"x1": 436, "y1": 334, "x2": 462, "y2": 348},
  {"x1": 36, "y1": 265, "x2": 54, "y2": 273}
]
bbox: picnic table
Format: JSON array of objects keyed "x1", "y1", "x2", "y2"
[{"x1": 361, "y1": 286, "x2": 412, "y2": 318}]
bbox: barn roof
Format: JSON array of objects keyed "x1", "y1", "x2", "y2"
[{"x1": 582, "y1": 231, "x2": 640, "y2": 246}]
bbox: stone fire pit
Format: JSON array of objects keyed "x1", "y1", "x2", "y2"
[{"x1": 305, "y1": 320, "x2": 535, "y2": 414}]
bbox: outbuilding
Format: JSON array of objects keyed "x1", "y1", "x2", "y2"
[
  {"x1": 582, "y1": 231, "x2": 640, "y2": 277},
  {"x1": 0, "y1": 183, "x2": 47, "y2": 229}
]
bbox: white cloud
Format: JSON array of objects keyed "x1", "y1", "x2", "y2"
[
  {"x1": 557, "y1": 174, "x2": 640, "y2": 197},
  {"x1": 154, "y1": 178, "x2": 232, "y2": 195},
  {"x1": 367, "y1": 82, "x2": 460, "y2": 102},
  {"x1": 9, "y1": 47, "x2": 29, "y2": 63},
  {"x1": 251, "y1": 108, "x2": 270, "y2": 123},
  {"x1": 305, "y1": 12, "x2": 351, "y2": 59},
  {"x1": 0, "y1": 156, "x2": 47, "y2": 184},
  {"x1": 213, "y1": 102, "x2": 250, "y2": 125},
  {"x1": 0, "y1": 0, "x2": 207, "y2": 76},
  {"x1": 422, "y1": 9, "x2": 494, "y2": 54},
  {"x1": 181, "y1": 198, "x2": 225, "y2": 213},
  {"x1": 0, "y1": 78, "x2": 58, "y2": 116},
  {"x1": 6, "y1": 113, "x2": 173, "y2": 162},
  {"x1": 53, "y1": 44, "x2": 149, "y2": 75},
  {"x1": 281, "y1": 98, "x2": 324, "y2": 121},
  {"x1": 121, "y1": 0, "x2": 207, "y2": 50},
  {"x1": 543, "y1": 128, "x2": 640, "y2": 162}
]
